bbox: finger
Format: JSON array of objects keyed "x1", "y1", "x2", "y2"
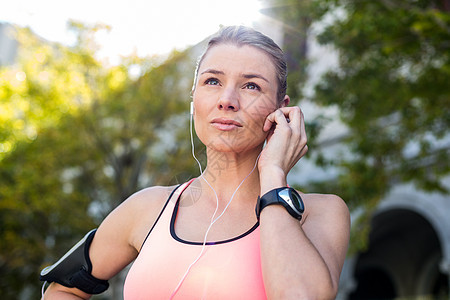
[
  {"x1": 281, "y1": 106, "x2": 307, "y2": 146},
  {"x1": 299, "y1": 144, "x2": 308, "y2": 157},
  {"x1": 263, "y1": 109, "x2": 289, "y2": 132},
  {"x1": 278, "y1": 106, "x2": 302, "y2": 129},
  {"x1": 299, "y1": 109, "x2": 307, "y2": 145},
  {"x1": 262, "y1": 111, "x2": 275, "y2": 132}
]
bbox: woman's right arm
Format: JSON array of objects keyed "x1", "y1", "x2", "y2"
[{"x1": 43, "y1": 186, "x2": 170, "y2": 299}]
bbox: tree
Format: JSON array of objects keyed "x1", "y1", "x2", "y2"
[
  {"x1": 268, "y1": 0, "x2": 450, "y2": 250},
  {"x1": 0, "y1": 22, "x2": 199, "y2": 298},
  {"x1": 314, "y1": 0, "x2": 450, "y2": 247}
]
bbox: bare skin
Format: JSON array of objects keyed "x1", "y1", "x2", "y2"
[{"x1": 43, "y1": 44, "x2": 350, "y2": 299}]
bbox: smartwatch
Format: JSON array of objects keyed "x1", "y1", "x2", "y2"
[{"x1": 256, "y1": 187, "x2": 304, "y2": 221}]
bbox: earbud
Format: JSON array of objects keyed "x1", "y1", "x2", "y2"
[{"x1": 190, "y1": 102, "x2": 194, "y2": 115}]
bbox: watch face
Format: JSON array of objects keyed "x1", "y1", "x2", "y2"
[
  {"x1": 290, "y1": 190, "x2": 304, "y2": 213},
  {"x1": 279, "y1": 188, "x2": 304, "y2": 216}
]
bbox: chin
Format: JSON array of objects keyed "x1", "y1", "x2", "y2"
[
  {"x1": 205, "y1": 135, "x2": 265, "y2": 153},
  {"x1": 196, "y1": 125, "x2": 267, "y2": 153}
]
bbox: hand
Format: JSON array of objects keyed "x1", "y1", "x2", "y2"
[{"x1": 258, "y1": 106, "x2": 308, "y2": 182}]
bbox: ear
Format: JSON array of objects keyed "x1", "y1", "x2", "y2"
[{"x1": 279, "y1": 95, "x2": 290, "y2": 108}]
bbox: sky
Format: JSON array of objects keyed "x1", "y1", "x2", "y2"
[{"x1": 0, "y1": 0, "x2": 264, "y2": 63}]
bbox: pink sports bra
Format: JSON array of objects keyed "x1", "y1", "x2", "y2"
[{"x1": 123, "y1": 180, "x2": 267, "y2": 299}]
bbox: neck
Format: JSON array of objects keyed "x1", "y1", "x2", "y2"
[{"x1": 198, "y1": 147, "x2": 262, "y2": 205}]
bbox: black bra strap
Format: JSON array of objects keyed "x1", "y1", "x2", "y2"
[{"x1": 139, "y1": 184, "x2": 181, "y2": 252}]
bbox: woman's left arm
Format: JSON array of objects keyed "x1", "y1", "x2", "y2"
[
  {"x1": 259, "y1": 193, "x2": 350, "y2": 300},
  {"x1": 258, "y1": 106, "x2": 351, "y2": 300}
]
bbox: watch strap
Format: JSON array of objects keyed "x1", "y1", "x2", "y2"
[{"x1": 256, "y1": 187, "x2": 303, "y2": 221}]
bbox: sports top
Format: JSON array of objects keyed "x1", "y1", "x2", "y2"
[{"x1": 123, "y1": 180, "x2": 267, "y2": 299}]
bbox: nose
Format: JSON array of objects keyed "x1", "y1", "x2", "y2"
[{"x1": 217, "y1": 88, "x2": 240, "y2": 111}]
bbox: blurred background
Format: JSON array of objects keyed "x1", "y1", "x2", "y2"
[{"x1": 1, "y1": 0, "x2": 449, "y2": 299}]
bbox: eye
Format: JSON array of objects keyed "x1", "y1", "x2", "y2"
[
  {"x1": 205, "y1": 78, "x2": 220, "y2": 86},
  {"x1": 244, "y1": 82, "x2": 261, "y2": 91}
]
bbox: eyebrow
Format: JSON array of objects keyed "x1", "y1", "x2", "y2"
[
  {"x1": 242, "y1": 73, "x2": 269, "y2": 83},
  {"x1": 200, "y1": 69, "x2": 225, "y2": 76},
  {"x1": 200, "y1": 69, "x2": 269, "y2": 83}
]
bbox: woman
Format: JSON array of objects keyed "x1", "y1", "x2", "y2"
[{"x1": 42, "y1": 26, "x2": 350, "y2": 299}]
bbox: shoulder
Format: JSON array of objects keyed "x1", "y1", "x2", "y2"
[
  {"x1": 109, "y1": 185, "x2": 176, "y2": 221},
  {"x1": 87, "y1": 184, "x2": 183, "y2": 281},
  {"x1": 298, "y1": 192, "x2": 350, "y2": 228},
  {"x1": 98, "y1": 185, "x2": 180, "y2": 251},
  {"x1": 124, "y1": 185, "x2": 177, "y2": 211}
]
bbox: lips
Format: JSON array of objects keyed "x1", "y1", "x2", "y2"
[{"x1": 210, "y1": 118, "x2": 243, "y2": 131}]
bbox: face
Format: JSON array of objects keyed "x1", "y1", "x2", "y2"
[{"x1": 192, "y1": 44, "x2": 284, "y2": 153}]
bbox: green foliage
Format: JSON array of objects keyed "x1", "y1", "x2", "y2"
[
  {"x1": 0, "y1": 22, "x2": 198, "y2": 297},
  {"x1": 313, "y1": 0, "x2": 450, "y2": 197},
  {"x1": 271, "y1": 0, "x2": 450, "y2": 251},
  {"x1": 264, "y1": 0, "x2": 315, "y2": 100}
]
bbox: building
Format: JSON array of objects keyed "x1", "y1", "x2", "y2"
[
  {"x1": 0, "y1": 22, "x2": 18, "y2": 66},
  {"x1": 339, "y1": 182, "x2": 450, "y2": 299}
]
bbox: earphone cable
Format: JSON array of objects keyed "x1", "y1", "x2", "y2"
[{"x1": 170, "y1": 108, "x2": 261, "y2": 299}]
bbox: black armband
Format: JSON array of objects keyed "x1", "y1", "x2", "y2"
[{"x1": 40, "y1": 229, "x2": 109, "y2": 294}]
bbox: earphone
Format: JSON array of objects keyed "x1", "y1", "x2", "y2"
[{"x1": 169, "y1": 101, "x2": 261, "y2": 299}]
